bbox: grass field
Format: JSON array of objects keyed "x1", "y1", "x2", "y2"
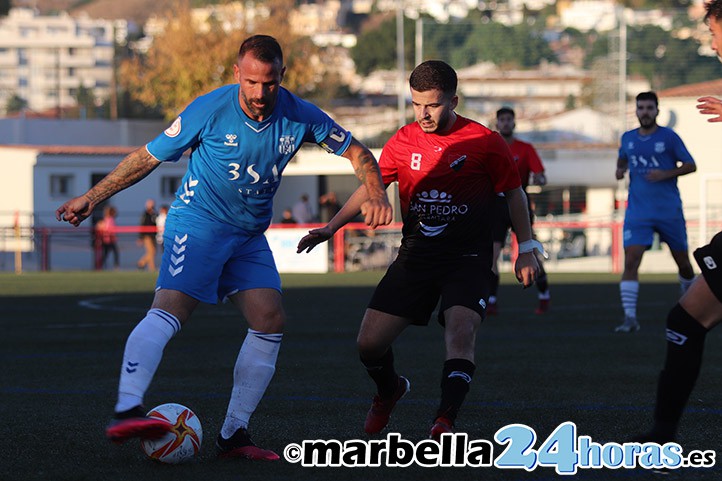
[{"x1": 1, "y1": 271, "x2": 721, "y2": 481}]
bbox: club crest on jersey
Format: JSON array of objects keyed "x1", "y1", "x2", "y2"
[
  {"x1": 450, "y1": 155, "x2": 467, "y2": 172},
  {"x1": 655, "y1": 142, "x2": 665, "y2": 153},
  {"x1": 224, "y1": 134, "x2": 238, "y2": 147},
  {"x1": 627, "y1": 141, "x2": 634, "y2": 150},
  {"x1": 278, "y1": 135, "x2": 295, "y2": 154},
  {"x1": 164, "y1": 117, "x2": 181, "y2": 138}
]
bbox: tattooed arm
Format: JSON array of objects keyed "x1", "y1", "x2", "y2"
[
  {"x1": 298, "y1": 138, "x2": 393, "y2": 253},
  {"x1": 56, "y1": 147, "x2": 161, "y2": 226},
  {"x1": 339, "y1": 137, "x2": 393, "y2": 229}
]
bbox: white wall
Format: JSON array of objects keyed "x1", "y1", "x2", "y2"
[
  {"x1": 32, "y1": 153, "x2": 188, "y2": 228},
  {"x1": 658, "y1": 96, "x2": 722, "y2": 248},
  {"x1": 0, "y1": 147, "x2": 36, "y2": 251},
  {"x1": 537, "y1": 145, "x2": 618, "y2": 188}
]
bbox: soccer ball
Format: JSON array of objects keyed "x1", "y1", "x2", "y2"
[{"x1": 140, "y1": 403, "x2": 203, "y2": 464}]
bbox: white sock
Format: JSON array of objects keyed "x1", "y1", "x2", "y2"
[
  {"x1": 221, "y1": 329, "x2": 283, "y2": 439},
  {"x1": 679, "y1": 274, "x2": 695, "y2": 295},
  {"x1": 620, "y1": 280, "x2": 639, "y2": 319},
  {"x1": 115, "y1": 308, "x2": 180, "y2": 413}
]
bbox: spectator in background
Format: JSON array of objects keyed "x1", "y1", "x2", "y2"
[
  {"x1": 280, "y1": 208, "x2": 296, "y2": 224},
  {"x1": 319, "y1": 191, "x2": 341, "y2": 224},
  {"x1": 137, "y1": 199, "x2": 157, "y2": 271},
  {"x1": 97, "y1": 205, "x2": 119, "y2": 270},
  {"x1": 156, "y1": 205, "x2": 169, "y2": 248},
  {"x1": 291, "y1": 193, "x2": 313, "y2": 224}
]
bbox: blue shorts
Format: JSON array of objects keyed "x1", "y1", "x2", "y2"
[
  {"x1": 623, "y1": 215, "x2": 688, "y2": 251},
  {"x1": 156, "y1": 208, "x2": 281, "y2": 304}
]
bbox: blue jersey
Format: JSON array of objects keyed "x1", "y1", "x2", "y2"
[
  {"x1": 146, "y1": 85, "x2": 352, "y2": 234},
  {"x1": 618, "y1": 126, "x2": 694, "y2": 219}
]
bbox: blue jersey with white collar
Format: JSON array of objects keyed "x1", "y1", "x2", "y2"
[
  {"x1": 618, "y1": 126, "x2": 694, "y2": 220},
  {"x1": 146, "y1": 85, "x2": 351, "y2": 234}
]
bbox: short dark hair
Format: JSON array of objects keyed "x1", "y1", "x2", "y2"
[
  {"x1": 496, "y1": 107, "x2": 515, "y2": 119},
  {"x1": 238, "y1": 35, "x2": 283, "y2": 65},
  {"x1": 636, "y1": 91, "x2": 658, "y2": 107},
  {"x1": 705, "y1": 0, "x2": 722, "y2": 22},
  {"x1": 409, "y1": 60, "x2": 457, "y2": 97}
]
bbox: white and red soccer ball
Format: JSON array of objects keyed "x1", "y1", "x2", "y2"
[{"x1": 141, "y1": 403, "x2": 202, "y2": 464}]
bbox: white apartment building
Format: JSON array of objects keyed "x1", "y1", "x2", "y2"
[
  {"x1": 0, "y1": 8, "x2": 127, "y2": 116},
  {"x1": 355, "y1": 62, "x2": 649, "y2": 124},
  {"x1": 556, "y1": 0, "x2": 675, "y2": 33}
]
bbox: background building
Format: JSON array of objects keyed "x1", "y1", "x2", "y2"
[{"x1": 0, "y1": 8, "x2": 127, "y2": 116}]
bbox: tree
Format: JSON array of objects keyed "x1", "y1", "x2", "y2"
[
  {"x1": 75, "y1": 85, "x2": 96, "y2": 118},
  {"x1": 626, "y1": 25, "x2": 719, "y2": 89},
  {"x1": 352, "y1": 16, "x2": 556, "y2": 75},
  {"x1": 431, "y1": 20, "x2": 556, "y2": 69},
  {"x1": 351, "y1": 14, "x2": 416, "y2": 76},
  {"x1": 618, "y1": 0, "x2": 693, "y2": 8},
  {"x1": 119, "y1": 0, "x2": 323, "y2": 119},
  {"x1": 119, "y1": 8, "x2": 248, "y2": 119},
  {"x1": 6, "y1": 94, "x2": 27, "y2": 114}
]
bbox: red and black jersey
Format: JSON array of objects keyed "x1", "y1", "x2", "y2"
[
  {"x1": 380, "y1": 115, "x2": 521, "y2": 259},
  {"x1": 508, "y1": 139, "x2": 544, "y2": 189}
]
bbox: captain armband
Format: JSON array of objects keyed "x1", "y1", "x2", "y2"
[{"x1": 518, "y1": 239, "x2": 548, "y2": 259}]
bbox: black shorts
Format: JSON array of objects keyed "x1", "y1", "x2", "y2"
[
  {"x1": 367, "y1": 254, "x2": 491, "y2": 326},
  {"x1": 490, "y1": 194, "x2": 535, "y2": 245},
  {"x1": 693, "y1": 231, "x2": 722, "y2": 304}
]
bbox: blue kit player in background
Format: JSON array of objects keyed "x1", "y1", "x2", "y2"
[
  {"x1": 55, "y1": 35, "x2": 392, "y2": 460},
  {"x1": 614, "y1": 91, "x2": 696, "y2": 333}
]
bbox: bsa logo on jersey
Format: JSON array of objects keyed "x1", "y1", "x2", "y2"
[
  {"x1": 655, "y1": 142, "x2": 665, "y2": 153},
  {"x1": 164, "y1": 117, "x2": 182, "y2": 138},
  {"x1": 224, "y1": 134, "x2": 238, "y2": 147},
  {"x1": 278, "y1": 135, "x2": 295, "y2": 155}
]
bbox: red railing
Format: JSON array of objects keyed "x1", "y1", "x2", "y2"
[{"x1": 21, "y1": 219, "x2": 627, "y2": 273}]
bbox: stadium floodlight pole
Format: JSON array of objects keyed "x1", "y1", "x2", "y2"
[
  {"x1": 415, "y1": 17, "x2": 423, "y2": 69},
  {"x1": 615, "y1": 3, "x2": 628, "y2": 268},
  {"x1": 396, "y1": 1, "x2": 405, "y2": 128},
  {"x1": 617, "y1": 4, "x2": 627, "y2": 135}
]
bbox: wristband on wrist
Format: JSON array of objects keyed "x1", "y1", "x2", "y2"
[{"x1": 518, "y1": 239, "x2": 548, "y2": 259}]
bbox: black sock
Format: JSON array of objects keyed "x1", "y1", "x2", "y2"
[
  {"x1": 490, "y1": 273, "x2": 500, "y2": 299},
  {"x1": 361, "y1": 348, "x2": 398, "y2": 399},
  {"x1": 536, "y1": 273, "x2": 549, "y2": 295},
  {"x1": 436, "y1": 358, "x2": 476, "y2": 424},
  {"x1": 652, "y1": 303, "x2": 708, "y2": 441}
]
